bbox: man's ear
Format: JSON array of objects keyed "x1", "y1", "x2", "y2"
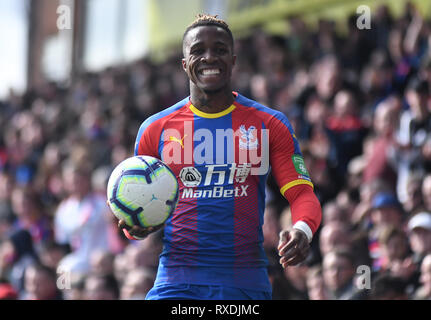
[{"x1": 181, "y1": 58, "x2": 187, "y2": 72}]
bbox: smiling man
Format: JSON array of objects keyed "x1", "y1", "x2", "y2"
[{"x1": 117, "y1": 14, "x2": 322, "y2": 300}]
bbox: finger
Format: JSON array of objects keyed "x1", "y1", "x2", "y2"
[
  {"x1": 280, "y1": 252, "x2": 303, "y2": 268},
  {"x1": 282, "y1": 229, "x2": 309, "y2": 255},
  {"x1": 278, "y1": 231, "x2": 291, "y2": 250},
  {"x1": 286, "y1": 247, "x2": 309, "y2": 266},
  {"x1": 279, "y1": 240, "x2": 309, "y2": 267},
  {"x1": 280, "y1": 245, "x2": 299, "y2": 263},
  {"x1": 130, "y1": 225, "x2": 150, "y2": 238},
  {"x1": 153, "y1": 224, "x2": 164, "y2": 232},
  {"x1": 118, "y1": 220, "x2": 131, "y2": 230},
  {"x1": 282, "y1": 245, "x2": 310, "y2": 267},
  {"x1": 278, "y1": 237, "x2": 298, "y2": 257},
  {"x1": 282, "y1": 255, "x2": 303, "y2": 267}
]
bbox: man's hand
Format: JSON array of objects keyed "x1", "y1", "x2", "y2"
[
  {"x1": 278, "y1": 228, "x2": 310, "y2": 268},
  {"x1": 118, "y1": 220, "x2": 164, "y2": 240}
]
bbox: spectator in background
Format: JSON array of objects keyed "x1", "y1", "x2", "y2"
[
  {"x1": 319, "y1": 221, "x2": 352, "y2": 257},
  {"x1": 21, "y1": 263, "x2": 62, "y2": 300},
  {"x1": 306, "y1": 265, "x2": 328, "y2": 300},
  {"x1": 378, "y1": 226, "x2": 414, "y2": 284},
  {"x1": 322, "y1": 201, "x2": 350, "y2": 225},
  {"x1": 370, "y1": 274, "x2": 409, "y2": 300},
  {"x1": 0, "y1": 202, "x2": 15, "y2": 242},
  {"x1": 367, "y1": 192, "x2": 404, "y2": 271},
  {"x1": 325, "y1": 90, "x2": 367, "y2": 181},
  {"x1": 0, "y1": 229, "x2": 38, "y2": 294},
  {"x1": 120, "y1": 268, "x2": 156, "y2": 300},
  {"x1": 113, "y1": 252, "x2": 128, "y2": 287},
  {"x1": 351, "y1": 178, "x2": 390, "y2": 229},
  {"x1": 83, "y1": 273, "x2": 120, "y2": 300},
  {"x1": 32, "y1": 142, "x2": 64, "y2": 208},
  {"x1": 412, "y1": 253, "x2": 431, "y2": 300},
  {"x1": 398, "y1": 77, "x2": 430, "y2": 152},
  {"x1": 122, "y1": 239, "x2": 161, "y2": 272},
  {"x1": 61, "y1": 274, "x2": 85, "y2": 300},
  {"x1": 0, "y1": 281, "x2": 18, "y2": 300},
  {"x1": 322, "y1": 249, "x2": 367, "y2": 300},
  {"x1": 379, "y1": 227, "x2": 411, "y2": 267},
  {"x1": 54, "y1": 161, "x2": 120, "y2": 276},
  {"x1": 272, "y1": 264, "x2": 309, "y2": 300},
  {"x1": 38, "y1": 241, "x2": 69, "y2": 270},
  {"x1": 395, "y1": 77, "x2": 430, "y2": 204},
  {"x1": 402, "y1": 171, "x2": 424, "y2": 215},
  {"x1": 421, "y1": 174, "x2": 431, "y2": 212},
  {"x1": 362, "y1": 98, "x2": 400, "y2": 189},
  {"x1": 90, "y1": 250, "x2": 115, "y2": 276},
  {"x1": 420, "y1": 135, "x2": 431, "y2": 174},
  {"x1": 407, "y1": 212, "x2": 431, "y2": 265},
  {"x1": 10, "y1": 186, "x2": 53, "y2": 249},
  {"x1": 397, "y1": 211, "x2": 431, "y2": 294}
]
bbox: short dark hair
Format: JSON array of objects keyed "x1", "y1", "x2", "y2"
[
  {"x1": 86, "y1": 273, "x2": 120, "y2": 299},
  {"x1": 370, "y1": 274, "x2": 407, "y2": 299},
  {"x1": 26, "y1": 263, "x2": 57, "y2": 283},
  {"x1": 183, "y1": 14, "x2": 234, "y2": 52},
  {"x1": 407, "y1": 76, "x2": 429, "y2": 95}
]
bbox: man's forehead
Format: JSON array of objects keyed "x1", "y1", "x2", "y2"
[{"x1": 184, "y1": 25, "x2": 231, "y2": 45}]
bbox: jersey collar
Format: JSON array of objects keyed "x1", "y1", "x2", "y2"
[{"x1": 188, "y1": 92, "x2": 238, "y2": 118}]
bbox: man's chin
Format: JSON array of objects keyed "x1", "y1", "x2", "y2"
[
  {"x1": 201, "y1": 87, "x2": 224, "y2": 94},
  {"x1": 198, "y1": 83, "x2": 228, "y2": 94}
]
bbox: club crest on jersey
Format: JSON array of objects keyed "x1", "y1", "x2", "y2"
[{"x1": 239, "y1": 125, "x2": 258, "y2": 150}]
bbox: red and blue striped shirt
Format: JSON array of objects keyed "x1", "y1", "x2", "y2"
[{"x1": 134, "y1": 92, "x2": 320, "y2": 291}]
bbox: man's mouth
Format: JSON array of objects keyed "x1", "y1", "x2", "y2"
[{"x1": 199, "y1": 68, "x2": 221, "y2": 76}]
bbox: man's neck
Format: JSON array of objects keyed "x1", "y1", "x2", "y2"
[{"x1": 189, "y1": 85, "x2": 235, "y2": 114}]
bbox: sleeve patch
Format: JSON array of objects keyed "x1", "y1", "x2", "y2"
[{"x1": 292, "y1": 155, "x2": 309, "y2": 177}]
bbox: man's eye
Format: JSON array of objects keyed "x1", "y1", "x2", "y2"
[
  {"x1": 191, "y1": 49, "x2": 204, "y2": 55},
  {"x1": 217, "y1": 48, "x2": 228, "y2": 54}
]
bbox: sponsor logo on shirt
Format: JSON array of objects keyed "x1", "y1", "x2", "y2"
[
  {"x1": 292, "y1": 155, "x2": 309, "y2": 177},
  {"x1": 179, "y1": 164, "x2": 251, "y2": 199}
]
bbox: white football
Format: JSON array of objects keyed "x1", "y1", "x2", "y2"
[{"x1": 106, "y1": 155, "x2": 179, "y2": 228}]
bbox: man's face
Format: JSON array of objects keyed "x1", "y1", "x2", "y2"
[
  {"x1": 182, "y1": 25, "x2": 236, "y2": 93},
  {"x1": 24, "y1": 267, "x2": 57, "y2": 300},
  {"x1": 409, "y1": 227, "x2": 431, "y2": 255},
  {"x1": 322, "y1": 253, "x2": 354, "y2": 291}
]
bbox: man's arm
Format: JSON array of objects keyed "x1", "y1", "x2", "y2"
[
  {"x1": 278, "y1": 183, "x2": 322, "y2": 267},
  {"x1": 266, "y1": 111, "x2": 322, "y2": 267}
]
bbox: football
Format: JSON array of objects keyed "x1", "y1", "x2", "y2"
[{"x1": 106, "y1": 155, "x2": 179, "y2": 228}]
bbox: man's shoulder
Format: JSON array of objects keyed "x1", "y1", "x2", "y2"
[
  {"x1": 140, "y1": 96, "x2": 190, "y2": 127},
  {"x1": 235, "y1": 92, "x2": 286, "y2": 120}
]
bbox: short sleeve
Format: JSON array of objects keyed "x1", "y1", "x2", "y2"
[{"x1": 134, "y1": 117, "x2": 161, "y2": 158}]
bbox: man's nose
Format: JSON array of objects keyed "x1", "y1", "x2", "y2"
[{"x1": 201, "y1": 49, "x2": 216, "y2": 62}]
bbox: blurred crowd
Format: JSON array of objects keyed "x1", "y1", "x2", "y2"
[{"x1": 1, "y1": 3, "x2": 431, "y2": 300}]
